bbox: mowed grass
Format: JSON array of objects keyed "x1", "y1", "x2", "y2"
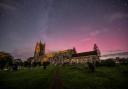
[
  {"x1": 0, "y1": 65, "x2": 56, "y2": 89},
  {"x1": 0, "y1": 64, "x2": 128, "y2": 89},
  {"x1": 60, "y1": 64, "x2": 128, "y2": 89}
]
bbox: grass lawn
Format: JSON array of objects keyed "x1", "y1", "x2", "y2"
[
  {"x1": 0, "y1": 64, "x2": 128, "y2": 89},
  {"x1": 60, "y1": 64, "x2": 128, "y2": 89},
  {"x1": 0, "y1": 65, "x2": 56, "y2": 89}
]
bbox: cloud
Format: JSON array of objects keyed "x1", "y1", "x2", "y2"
[
  {"x1": 101, "y1": 49, "x2": 128, "y2": 55},
  {"x1": 109, "y1": 12, "x2": 128, "y2": 22},
  {"x1": 81, "y1": 28, "x2": 108, "y2": 42},
  {"x1": 90, "y1": 30, "x2": 100, "y2": 36},
  {"x1": 11, "y1": 48, "x2": 33, "y2": 60},
  {"x1": 0, "y1": 2, "x2": 17, "y2": 11},
  {"x1": 81, "y1": 38, "x2": 91, "y2": 42},
  {"x1": 81, "y1": 30, "x2": 100, "y2": 42}
]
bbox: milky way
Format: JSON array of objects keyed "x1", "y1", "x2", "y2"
[{"x1": 0, "y1": 0, "x2": 128, "y2": 59}]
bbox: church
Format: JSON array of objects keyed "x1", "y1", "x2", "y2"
[{"x1": 32, "y1": 41, "x2": 100, "y2": 64}]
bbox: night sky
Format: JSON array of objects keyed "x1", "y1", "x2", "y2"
[{"x1": 0, "y1": 0, "x2": 128, "y2": 59}]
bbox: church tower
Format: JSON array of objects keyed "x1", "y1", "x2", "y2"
[{"x1": 34, "y1": 41, "x2": 45, "y2": 62}]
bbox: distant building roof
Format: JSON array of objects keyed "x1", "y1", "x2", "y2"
[{"x1": 72, "y1": 51, "x2": 97, "y2": 57}]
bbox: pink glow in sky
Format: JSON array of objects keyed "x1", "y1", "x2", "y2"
[{"x1": 0, "y1": 0, "x2": 128, "y2": 59}]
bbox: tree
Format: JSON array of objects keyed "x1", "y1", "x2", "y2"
[
  {"x1": 13, "y1": 59, "x2": 23, "y2": 69},
  {"x1": 0, "y1": 52, "x2": 13, "y2": 70},
  {"x1": 101, "y1": 59, "x2": 116, "y2": 67},
  {"x1": 27, "y1": 57, "x2": 33, "y2": 63},
  {"x1": 93, "y1": 44, "x2": 101, "y2": 57},
  {"x1": 43, "y1": 61, "x2": 50, "y2": 69},
  {"x1": 87, "y1": 62, "x2": 96, "y2": 72}
]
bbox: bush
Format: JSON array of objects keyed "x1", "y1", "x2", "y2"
[
  {"x1": 119, "y1": 59, "x2": 128, "y2": 65},
  {"x1": 43, "y1": 61, "x2": 50, "y2": 66},
  {"x1": 42, "y1": 61, "x2": 50, "y2": 69},
  {"x1": 95, "y1": 61, "x2": 101, "y2": 66},
  {"x1": 24, "y1": 61, "x2": 31, "y2": 67},
  {"x1": 31, "y1": 62, "x2": 41, "y2": 67},
  {"x1": 101, "y1": 59, "x2": 116, "y2": 67},
  {"x1": 0, "y1": 52, "x2": 13, "y2": 70}
]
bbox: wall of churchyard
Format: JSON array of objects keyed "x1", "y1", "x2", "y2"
[
  {"x1": 48, "y1": 55, "x2": 99, "y2": 64},
  {"x1": 70, "y1": 55, "x2": 99, "y2": 64}
]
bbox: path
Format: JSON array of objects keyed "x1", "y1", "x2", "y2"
[{"x1": 49, "y1": 66, "x2": 63, "y2": 89}]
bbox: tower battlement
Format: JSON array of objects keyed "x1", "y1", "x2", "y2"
[{"x1": 34, "y1": 41, "x2": 45, "y2": 62}]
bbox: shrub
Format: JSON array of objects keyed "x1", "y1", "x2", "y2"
[
  {"x1": 95, "y1": 61, "x2": 101, "y2": 66},
  {"x1": 0, "y1": 52, "x2": 13, "y2": 70},
  {"x1": 42, "y1": 61, "x2": 50, "y2": 69},
  {"x1": 119, "y1": 59, "x2": 128, "y2": 65},
  {"x1": 101, "y1": 59, "x2": 116, "y2": 67},
  {"x1": 24, "y1": 61, "x2": 31, "y2": 67},
  {"x1": 43, "y1": 61, "x2": 50, "y2": 66}
]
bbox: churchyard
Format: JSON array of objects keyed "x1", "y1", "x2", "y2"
[{"x1": 0, "y1": 64, "x2": 128, "y2": 89}]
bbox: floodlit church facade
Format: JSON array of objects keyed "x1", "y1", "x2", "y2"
[{"x1": 32, "y1": 41, "x2": 100, "y2": 64}]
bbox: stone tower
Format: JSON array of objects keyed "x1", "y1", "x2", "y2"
[{"x1": 34, "y1": 41, "x2": 45, "y2": 62}]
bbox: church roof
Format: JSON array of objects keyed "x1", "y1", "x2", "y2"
[{"x1": 72, "y1": 51, "x2": 97, "y2": 57}]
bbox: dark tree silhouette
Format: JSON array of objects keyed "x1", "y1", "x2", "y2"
[
  {"x1": 0, "y1": 52, "x2": 13, "y2": 70},
  {"x1": 87, "y1": 62, "x2": 96, "y2": 72},
  {"x1": 93, "y1": 43, "x2": 101, "y2": 57},
  {"x1": 43, "y1": 61, "x2": 50, "y2": 69},
  {"x1": 27, "y1": 57, "x2": 34, "y2": 63},
  {"x1": 13, "y1": 59, "x2": 23, "y2": 69}
]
